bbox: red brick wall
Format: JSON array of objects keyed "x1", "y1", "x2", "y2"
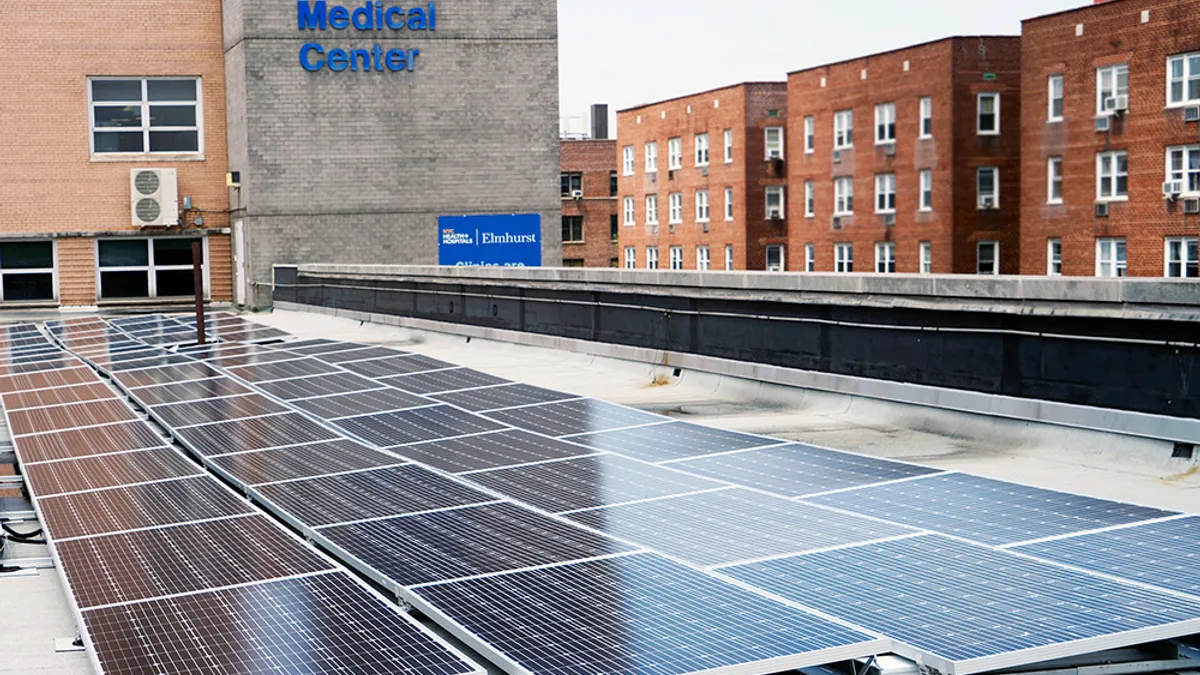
[{"x1": 561, "y1": 140, "x2": 619, "y2": 267}]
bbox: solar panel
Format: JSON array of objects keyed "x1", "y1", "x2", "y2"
[
  {"x1": 319, "y1": 502, "x2": 638, "y2": 588},
  {"x1": 1, "y1": 381, "x2": 116, "y2": 411},
  {"x1": 207, "y1": 440, "x2": 402, "y2": 486},
  {"x1": 175, "y1": 413, "x2": 342, "y2": 457},
  {"x1": 150, "y1": 394, "x2": 290, "y2": 428},
  {"x1": 483, "y1": 398, "x2": 665, "y2": 437},
  {"x1": 276, "y1": 338, "x2": 346, "y2": 354},
  {"x1": 1013, "y1": 516, "x2": 1200, "y2": 597},
  {"x1": 252, "y1": 465, "x2": 496, "y2": 528},
  {"x1": 130, "y1": 377, "x2": 253, "y2": 406},
  {"x1": 411, "y1": 553, "x2": 884, "y2": 675},
  {"x1": 114, "y1": 363, "x2": 221, "y2": 389},
  {"x1": 567, "y1": 421, "x2": 779, "y2": 463},
  {"x1": 569, "y1": 488, "x2": 917, "y2": 568},
  {"x1": 398, "y1": 430, "x2": 595, "y2": 474},
  {"x1": 721, "y1": 534, "x2": 1200, "y2": 674},
  {"x1": 431, "y1": 383, "x2": 577, "y2": 412},
  {"x1": 0, "y1": 366, "x2": 96, "y2": 393},
  {"x1": 21, "y1": 448, "x2": 201, "y2": 497},
  {"x1": 105, "y1": 354, "x2": 196, "y2": 372},
  {"x1": 316, "y1": 345, "x2": 408, "y2": 363},
  {"x1": 380, "y1": 368, "x2": 512, "y2": 395},
  {"x1": 671, "y1": 443, "x2": 943, "y2": 497},
  {"x1": 81, "y1": 347, "x2": 167, "y2": 366},
  {"x1": 203, "y1": 349, "x2": 305, "y2": 368},
  {"x1": 83, "y1": 573, "x2": 483, "y2": 675},
  {"x1": 257, "y1": 372, "x2": 380, "y2": 400},
  {"x1": 177, "y1": 343, "x2": 256, "y2": 360},
  {"x1": 15, "y1": 421, "x2": 167, "y2": 463},
  {"x1": 805, "y1": 473, "x2": 1176, "y2": 546},
  {"x1": 0, "y1": 357, "x2": 84, "y2": 375},
  {"x1": 342, "y1": 354, "x2": 456, "y2": 378},
  {"x1": 335, "y1": 406, "x2": 508, "y2": 447},
  {"x1": 227, "y1": 358, "x2": 342, "y2": 383},
  {"x1": 465, "y1": 454, "x2": 724, "y2": 514},
  {"x1": 292, "y1": 388, "x2": 432, "y2": 419},
  {"x1": 9, "y1": 399, "x2": 139, "y2": 436},
  {"x1": 37, "y1": 476, "x2": 255, "y2": 540}
]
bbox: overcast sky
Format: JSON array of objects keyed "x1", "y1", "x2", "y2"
[{"x1": 558, "y1": 0, "x2": 1082, "y2": 135}]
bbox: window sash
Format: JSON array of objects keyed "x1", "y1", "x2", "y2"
[
  {"x1": 920, "y1": 243, "x2": 933, "y2": 274},
  {"x1": 834, "y1": 111, "x2": 853, "y2": 149},
  {"x1": 725, "y1": 246, "x2": 734, "y2": 271},
  {"x1": 1096, "y1": 65, "x2": 1129, "y2": 113},
  {"x1": 669, "y1": 247, "x2": 683, "y2": 270},
  {"x1": 623, "y1": 197, "x2": 636, "y2": 225},
  {"x1": 919, "y1": 97, "x2": 933, "y2": 137},
  {"x1": 834, "y1": 178, "x2": 854, "y2": 215},
  {"x1": 804, "y1": 117, "x2": 815, "y2": 153},
  {"x1": 1167, "y1": 146, "x2": 1200, "y2": 193},
  {"x1": 668, "y1": 139, "x2": 682, "y2": 169},
  {"x1": 875, "y1": 174, "x2": 896, "y2": 213},
  {"x1": 766, "y1": 187, "x2": 785, "y2": 214},
  {"x1": 835, "y1": 244, "x2": 853, "y2": 273},
  {"x1": 805, "y1": 181, "x2": 815, "y2": 217},
  {"x1": 920, "y1": 170, "x2": 933, "y2": 210},
  {"x1": 724, "y1": 130, "x2": 734, "y2": 163},
  {"x1": 977, "y1": 242, "x2": 998, "y2": 275},
  {"x1": 805, "y1": 244, "x2": 815, "y2": 272},
  {"x1": 1166, "y1": 238, "x2": 1200, "y2": 277},
  {"x1": 1168, "y1": 54, "x2": 1200, "y2": 105},
  {"x1": 1048, "y1": 239, "x2": 1063, "y2": 275},
  {"x1": 645, "y1": 143, "x2": 658, "y2": 172},
  {"x1": 560, "y1": 173, "x2": 582, "y2": 197},
  {"x1": 623, "y1": 146, "x2": 635, "y2": 175},
  {"x1": 97, "y1": 237, "x2": 205, "y2": 299},
  {"x1": 668, "y1": 194, "x2": 683, "y2": 224},
  {"x1": 1097, "y1": 239, "x2": 1127, "y2": 277},
  {"x1": 646, "y1": 247, "x2": 658, "y2": 269},
  {"x1": 1048, "y1": 158, "x2": 1064, "y2": 203},
  {"x1": 977, "y1": 168, "x2": 999, "y2": 205},
  {"x1": 1048, "y1": 75, "x2": 1065, "y2": 120},
  {"x1": 696, "y1": 191, "x2": 710, "y2": 222},
  {"x1": 875, "y1": 104, "x2": 896, "y2": 143},
  {"x1": 695, "y1": 134, "x2": 710, "y2": 166},
  {"x1": 725, "y1": 188, "x2": 734, "y2": 221},
  {"x1": 697, "y1": 246, "x2": 710, "y2": 270},
  {"x1": 561, "y1": 217, "x2": 584, "y2": 243},
  {"x1": 977, "y1": 93, "x2": 999, "y2": 134},
  {"x1": 1097, "y1": 152, "x2": 1129, "y2": 199},
  {"x1": 89, "y1": 77, "x2": 202, "y2": 155},
  {"x1": 875, "y1": 243, "x2": 896, "y2": 273},
  {"x1": 624, "y1": 247, "x2": 636, "y2": 269},
  {"x1": 765, "y1": 127, "x2": 784, "y2": 159},
  {"x1": 645, "y1": 195, "x2": 658, "y2": 224}
]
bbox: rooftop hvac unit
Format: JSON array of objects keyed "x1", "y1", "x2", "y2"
[
  {"x1": 1164, "y1": 180, "x2": 1183, "y2": 199},
  {"x1": 1185, "y1": 106, "x2": 1200, "y2": 123},
  {"x1": 1095, "y1": 201, "x2": 1110, "y2": 218},
  {"x1": 130, "y1": 168, "x2": 179, "y2": 228},
  {"x1": 1095, "y1": 116, "x2": 1111, "y2": 132},
  {"x1": 1185, "y1": 198, "x2": 1200, "y2": 214}
]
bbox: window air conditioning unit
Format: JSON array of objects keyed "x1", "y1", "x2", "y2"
[
  {"x1": 832, "y1": 216, "x2": 843, "y2": 230},
  {"x1": 649, "y1": 173, "x2": 657, "y2": 183},
  {"x1": 768, "y1": 208, "x2": 784, "y2": 220},
  {"x1": 703, "y1": 223, "x2": 710, "y2": 233},
  {"x1": 768, "y1": 150, "x2": 783, "y2": 160},
  {"x1": 1095, "y1": 116, "x2": 1111, "y2": 132},
  {"x1": 701, "y1": 166, "x2": 709, "y2": 177},
  {"x1": 1185, "y1": 106, "x2": 1200, "y2": 123},
  {"x1": 1095, "y1": 201, "x2": 1109, "y2": 218},
  {"x1": 884, "y1": 143, "x2": 896, "y2": 157},
  {"x1": 668, "y1": 170, "x2": 676, "y2": 181},
  {"x1": 832, "y1": 150, "x2": 843, "y2": 163},
  {"x1": 130, "y1": 168, "x2": 179, "y2": 228},
  {"x1": 1105, "y1": 95, "x2": 1129, "y2": 114},
  {"x1": 668, "y1": 224, "x2": 676, "y2": 233},
  {"x1": 1184, "y1": 198, "x2": 1200, "y2": 214},
  {"x1": 571, "y1": 190, "x2": 583, "y2": 200},
  {"x1": 980, "y1": 196, "x2": 996, "y2": 210},
  {"x1": 1164, "y1": 180, "x2": 1183, "y2": 200},
  {"x1": 884, "y1": 213, "x2": 896, "y2": 226}
]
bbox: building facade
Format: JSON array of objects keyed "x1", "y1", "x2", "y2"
[
  {"x1": 560, "y1": 140, "x2": 619, "y2": 267},
  {"x1": 615, "y1": 83, "x2": 789, "y2": 272},
  {"x1": 787, "y1": 37, "x2": 1022, "y2": 275},
  {"x1": 1021, "y1": 0, "x2": 1200, "y2": 278}
]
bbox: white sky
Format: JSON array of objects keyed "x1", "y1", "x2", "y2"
[{"x1": 557, "y1": 0, "x2": 1083, "y2": 135}]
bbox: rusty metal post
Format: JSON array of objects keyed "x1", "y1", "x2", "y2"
[{"x1": 192, "y1": 241, "x2": 206, "y2": 345}]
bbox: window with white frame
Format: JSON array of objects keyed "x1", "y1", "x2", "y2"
[
  {"x1": 0, "y1": 242, "x2": 56, "y2": 302},
  {"x1": 668, "y1": 193, "x2": 683, "y2": 224},
  {"x1": 1048, "y1": 157, "x2": 1064, "y2": 204},
  {"x1": 875, "y1": 103, "x2": 896, "y2": 144},
  {"x1": 696, "y1": 190, "x2": 710, "y2": 222},
  {"x1": 695, "y1": 133, "x2": 710, "y2": 166},
  {"x1": 766, "y1": 186, "x2": 785, "y2": 219},
  {"x1": 977, "y1": 93, "x2": 999, "y2": 134},
  {"x1": 724, "y1": 187, "x2": 734, "y2": 221},
  {"x1": 1166, "y1": 237, "x2": 1199, "y2": 277},
  {"x1": 1048, "y1": 238, "x2": 1063, "y2": 275},
  {"x1": 98, "y1": 238, "x2": 206, "y2": 299},
  {"x1": 765, "y1": 245, "x2": 785, "y2": 272},
  {"x1": 1096, "y1": 64, "x2": 1129, "y2": 115},
  {"x1": 919, "y1": 242, "x2": 933, "y2": 274},
  {"x1": 724, "y1": 129, "x2": 734, "y2": 163},
  {"x1": 1097, "y1": 151, "x2": 1128, "y2": 200},
  {"x1": 874, "y1": 242, "x2": 896, "y2": 273},
  {"x1": 697, "y1": 246, "x2": 711, "y2": 271},
  {"x1": 724, "y1": 245, "x2": 733, "y2": 271},
  {"x1": 668, "y1": 138, "x2": 683, "y2": 170},
  {"x1": 765, "y1": 127, "x2": 784, "y2": 159},
  {"x1": 624, "y1": 247, "x2": 636, "y2": 269},
  {"x1": 645, "y1": 195, "x2": 659, "y2": 225},
  {"x1": 835, "y1": 243, "x2": 854, "y2": 273},
  {"x1": 875, "y1": 173, "x2": 896, "y2": 213},
  {"x1": 805, "y1": 180, "x2": 815, "y2": 218},
  {"x1": 834, "y1": 177, "x2": 854, "y2": 215},
  {"x1": 834, "y1": 110, "x2": 854, "y2": 149},
  {"x1": 623, "y1": 197, "x2": 636, "y2": 226},
  {"x1": 977, "y1": 167, "x2": 999, "y2": 208},
  {"x1": 645, "y1": 142, "x2": 658, "y2": 173},
  {"x1": 805, "y1": 243, "x2": 815, "y2": 272},
  {"x1": 1048, "y1": 75, "x2": 1064, "y2": 121},
  {"x1": 623, "y1": 146, "x2": 635, "y2": 175},
  {"x1": 1168, "y1": 53, "x2": 1200, "y2": 107},
  {"x1": 669, "y1": 246, "x2": 683, "y2": 270},
  {"x1": 1096, "y1": 238, "x2": 1127, "y2": 277},
  {"x1": 646, "y1": 247, "x2": 659, "y2": 270},
  {"x1": 89, "y1": 78, "x2": 202, "y2": 155},
  {"x1": 977, "y1": 241, "x2": 999, "y2": 275},
  {"x1": 804, "y1": 116, "x2": 815, "y2": 153},
  {"x1": 919, "y1": 170, "x2": 933, "y2": 211},
  {"x1": 1166, "y1": 145, "x2": 1200, "y2": 194},
  {"x1": 919, "y1": 97, "x2": 933, "y2": 137}
]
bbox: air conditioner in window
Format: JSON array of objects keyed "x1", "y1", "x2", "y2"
[
  {"x1": 1185, "y1": 106, "x2": 1200, "y2": 123},
  {"x1": 1184, "y1": 198, "x2": 1200, "y2": 214},
  {"x1": 1105, "y1": 95, "x2": 1129, "y2": 114},
  {"x1": 832, "y1": 150, "x2": 843, "y2": 163},
  {"x1": 668, "y1": 170, "x2": 676, "y2": 181},
  {"x1": 571, "y1": 190, "x2": 583, "y2": 200},
  {"x1": 701, "y1": 166, "x2": 709, "y2": 177},
  {"x1": 1164, "y1": 180, "x2": 1184, "y2": 200},
  {"x1": 884, "y1": 143, "x2": 897, "y2": 157},
  {"x1": 130, "y1": 168, "x2": 179, "y2": 228},
  {"x1": 767, "y1": 150, "x2": 783, "y2": 160},
  {"x1": 768, "y1": 208, "x2": 784, "y2": 221},
  {"x1": 649, "y1": 172, "x2": 657, "y2": 183},
  {"x1": 832, "y1": 216, "x2": 843, "y2": 230},
  {"x1": 979, "y1": 196, "x2": 996, "y2": 210},
  {"x1": 702, "y1": 223, "x2": 710, "y2": 233},
  {"x1": 1095, "y1": 201, "x2": 1110, "y2": 218},
  {"x1": 1095, "y1": 116, "x2": 1111, "y2": 132},
  {"x1": 884, "y1": 214, "x2": 896, "y2": 226}
]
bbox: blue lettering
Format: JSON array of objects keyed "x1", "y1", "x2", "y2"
[
  {"x1": 349, "y1": 48, "x2": 371, "y2": 71},
  {"x1": 384, "y1": 6, "x2": 405, "y2": 29},
  {"x1": 328, "y1": 6, "x2": 350, "y2": 29},
  {"x1": 429, "y1": 2, "x2": 436, "y2": 30},
  {"x1": 408, "y1": 8, "x2": 427, "y2": 30},
  {"x1": 385, "y1": 48, "x2": 406, "y2": 71},
  {"x1": 408, "y1": 48, "x2": 420, "y2": 71},
  {"x1": 298, "y1": 1, "x2": 327, "y2": 29},
  {"x1": 372, "y1": 44, "x2": 385, "y2": 71},
  {"x1": 300, "y1": 43, "x2": 325, "y2": 70},
  {"x1": 351, "y1": 2, "x2": 373, "y2": 29},
  {"x1": 327, "y1": 48, "x2": 349, "y2": 71}
]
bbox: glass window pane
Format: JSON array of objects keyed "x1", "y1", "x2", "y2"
[
  {"x1": 155, "y1": 270, "x2": 196, "y2": 297},
  {"x1": 149, "y1": 105, "x2": 196, "y2": 127},
  {"x1": 147, "y1": 80, "x2": 197, "y2": 101},
  {"x1": 1190, "y1": 80, "x2": 1200, "y2": 101},
  {"x1": 94, "y1": 106, "x2": 143, "y2": 128},
  {"x1": 100, "y1": 271, "x2": 150, "y2": 299},
  {"x1": 99, "y1": 240, "x2": 149, "y2": 267},
  {"x1": 2, "y1": 273, "x2": 54, "y2": 302},
  {"x1": 148, "y1": 131, "x2": 199, "y2": 152},
  {"x1": 94, "y1": 132, "x2": 144, "y2": 153},
  {"x1": 154, "y1": 239, "x2": 200, "y2": 266},
  {"x1": 0, "y1": 242, "x2": 53, "y2": 270},
  {"x1": 92, "y1": 80, "x2": 142, "y2": 102}
]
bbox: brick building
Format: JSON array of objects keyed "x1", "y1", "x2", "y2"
[
  {"x1": 1021, "y1": 0, "x2": 1200, "y2": 278},
  {"x1": 615, "y1": 83, "x2": 789, "y2": 272},
  {"x1": 787, "y1": 37, "x2": 1023, "y2": 275},
  {"x1": 561, "y1": 140, "x2": 619, "y2": 267}
]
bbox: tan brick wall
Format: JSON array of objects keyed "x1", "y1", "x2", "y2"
[{"x1": 57, "y1": 239, "x2": 97, "y2": 306}]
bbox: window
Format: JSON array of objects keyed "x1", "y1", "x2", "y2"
[
  {"x1": 695, "y1": 133, "x2": 710, "y2": 166},
  {"x1": 624, "y1": 247, "x2": 636, "y2": 269},
  {"x1": 98, "y1": 238, "x2": 205, "y2": 299},
  {"x1": 805, "y1": 243, "x2": 815, "y2": 272},
  {"x1": 1096, "y1": 238, "x2": 1127, "y2": 277},
  {"x1": 89, "y1": 78, "x2": 202, "y2": 155},
  {"x1": 765, "y1": 127, "x2": 784, "y2": 159},
  {"x1": 562, "y1": 259, "x2": 585, "y2": 268},
  {"x1": 834, "y1": 110, "x2": 854, "y2": 149},
  {"x1": 645, "y1": 195, "x2": 659, "y2": 225},
  {"x1": 875, "y1": 103, "x2": 896, "y2": 144},
  {"x1": 766, "y1": 246, "x2": 785, "y2": 272},
  {"x1": 646, "y1": 247, "x2": 659, "y2": 270},
  {"x1": 610, "y1": 215, "x2": 619, "y2": 243},
  {"x1": 875, "y1": 174, "x2": 896, "y2": 213},
  {"x1": 669, "y1": 246, "x2": 683, "y2": 270},
  {"x1": 804, "y1": 116, "x2": 815, "y2": 153},
  {"x1": 696, "y1": 190, "x2": 710, "y2": 222},
  {"x1": 668, "y1": 138, "x2": 683, "y2": 170},
  {"x1": 645, "y1": 142, "x2": 658, "y2": 173},
  {"x1": 724, "y1": 188, "x2": 734, "y2": 221},
  {"x1": 1166, "y1": 237, "x2": 1199, "y2": 277},
  {"x1": 805, "y1": 180, "x2": 815, "y2": 218},
  {"x1": 623, "y1": 197, "x2": 636, "y2": 226},
  {"x1": 920, "y1": 242, "x2": 933, "y2": 274},
  {"x1": 1096, "y1": 64, "x2": 1129, "y2": 115},
  {"x1": 1048, "y1": 75, "x2": 1064, "y2": 121},
  {"x1": 610, "y1": 171, "x2": 618, "y2": 197},
  {"x1": 834, "y1": 177, "x2": 854, "y2": 215},
  {"x1": 725, "y1": 245, "x2": 734, "y2": 271},
  {"x1": 622, "y1": 146, "x2": 635, "y2": 175},
  {"x1": 835, "y1": 243, "x2": 854, "y2": 273},
  {"x1": 875, "y1": 242, "x2": 896, "y2": 273},
  {"x1": 977, "y1": 241, "x2": 999, "y2": 275},
  {"x1": 609, "y1": 258, "x2": 619, "y2": 268},
  {"x1": 977, "y1": 93, "x2": 999, "y2": 134},
  {"x1": 919, "y1": 97, "x2": 933, "y2": 137},
  {"x1": 977, "y1": 167, "x2": 999, "y2": 208},
  {"x1": 697, "y1": 246, "x2": 711, "y2": 271},
  {"x1": 1048, "y1": 157, "x2": 1064, "y2": 204},
  {"x1": 1166, "y1": 146, "x2": 1200, "y2": 194},
  {"x1": 765, "y1": 186, "x2": 785, "y2": 219},
  {"x1": 561, "y1": 216, "x2": 584, "y2": 243},
  {"x1": 1168, "y1": 53, "x2": 1200, "y2": 106},
  {"x1": 560, "y1": 172, "x2": 582, "y2": 197},
  {"x1": 0, "y1": 242, "x2": 55, "y2": 302},
  {"x1": 1048, "y1": 238, "x2": 1063, "y2": 276},
  {"x1": 1097, "y1": 151, "x2": 1128, "y2": 200},
  {"x1": 919, "y1": 170, "x2": 933, "y2": 211},
  {"x1": 668, "y1": 193, "x2": 683, "y2": 224},
  {"x1": 724, "y1": 129, "x2": 734, "y2": 163}
]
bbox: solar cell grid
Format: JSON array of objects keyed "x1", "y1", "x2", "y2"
[
  {"x1": 431, "y1": 383, "x2": 576, "y2": 412},
  {"x1": 257, "y1": 372, "x2": 380, "y2": 400},
  {"x1": 13, "y1": 421, "x2": 167, "y2": 463},
  {"x1": 218, "y1": 328, "x2": 290, "y2": 343},
  {"x1": 105, "y1": 354, "x2": 195, "y2": 371},
  {"x1": 0, "y1": 349, "x2": 69, "y2": 366},
  {"x1": 292, "y1": 388, "x2": 431, "y2": 419},
  {"x1": 9, "y1": 398, "x2": 140, "y2": 436},
  {"x1": 380, "y1": 368, "x2": 511, "y2": 395},
  {"x1": 483, "y1": 398, "x2": 665, "y2": 437},
  {"x1": 71, "y1": 342, "x2": 151, "y2": 358},
  {"x1": 399, "y1": 429, "x2": 594, "y2": 474},
  {"x1": 1, "y1": 382, "x2": 116, "y2": 411},
  {"x1": 342, "y1": 354, "x2": 455, "y2": 378},
  {"x1": 205, "y1": 349, "x2": 309, "y2": 368},
  {"x1": 277, "y1": 339, "x2": 351, "y2": 354},
  {"x1": 22, "y1": 448, "x2": 201, "y2": 497},
  {"x1": 335, "y1": 405, "x2": 507, "y2": 448},
  {"x1": 565, "y1": 421, "x2": 778, "y2": 462},
  {"x1": 175, "y1": 413, "x2": 341, "y2": 457},
  {"x1": 151, "y1": 394, "x2": 289, "y2": 429},
  {"x1": 140, "y1": 332, "x2": 206, "y2": 346},
  {"x1": 207, "y1": 440, "x2": 402, "y2": 486},
  {"x1": 314, "y1": 345, "x2": 407, "y2": 363},
  {"x1": 177, "y1": 343, "x2": 256, "y2": 359},
  {"x1": 0, "y1": 367, "x2": 97, "y2": 393},
  {"x1": 114, "y1": 363, "x2": 221, "y2": 388},
  {"x1": 227, "y1": 357, "x2": 341, "y2": 382},
  {"x1": 129, "y1": 377, "x2": 252, "y2": 406},
  {"x1": 0, "y1": 357, "x2": 83, "y2": 375},
  {"x1": 85, "y1": 347, "x2": 170, "y2": 366},
  {"x1": 320, "y1": 502, "x2": 638, "y2": 588}
]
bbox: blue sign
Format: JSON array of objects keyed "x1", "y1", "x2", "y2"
[
  {"x1": 298, "y1": 1, "x2": 436, "y2": 73},
  {"x1": 438, "y1": 214, "x2": 542, "y2": 268}
]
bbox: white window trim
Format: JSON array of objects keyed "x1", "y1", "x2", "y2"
[
  {"x1": 1096, "y1": 64, "x2": 1129, "y2": 116},
  {"x1": 805, "y1": 243, "x2": 815, "y2": 272},
  {"x1": 765, "y1": 245, "x2": 785, "y2": 272},
  {"x1": 725, "y1": 245, "x2": 734, "y2": 271},
  {"x1": 765, "y1": 127, "x2": 785, "y2": 160},
  {"x1": 765, "y1": 186, "x2": 785, "y2": 219},
  {"x1": 834, "y1": 243, "x2": 853, "y2": 273},
  {"x1": 805, "y1": 181, "x2": 815, "y2": 218},
  {"x1": 88, "y1": 76, "x2": 205, "y2": 160},
  {"x1": 919, "y1": 97, "x2": 933, "y2": 139},
  {"x1": 1166, "y1": 53, "x2": 1200, "y2": 108},
  {"x1": 1095, "y1": 238, "x2": 1127, "y2": 277},
  {"x1": 1047, "y1": 238, "x2": 1063, "y2": 276},
  {"x1": 697, "y1": 246, "x2": 711, "y2": 271},
  {"x1": 645, "y1": 143, "x2": 658, "y2": 173},
  {"x1": 977, "y1": 241, "x2": 999, "y2": 275},
  {"x1": 668, "y1": 138, "x2": 683, "y2": 171},
  {"x1": 874, "y1": 242, "x2": 896, "y2": 273},
  {"x1": 834, "y1": 177, "x2": 854, "y2": 216},
  {"x1": 1047, "y1": 157, "x2": 1064, "y2": 204},
  {"x1": 0, "y1": 240, "x2": 59, "y2": 303},
  {"x1": 1164, "y1": 237, "x2": 1200, "y2": 277},
  {"x1": 834, "y1": 110, "x2": 854, "y2": 150},
  {"x1": 724, "y1": 130, "x2": 734, "y2": 164},
  {"x1": 695, "y1": 133, "x2": 710, "y2": 167},
  {"x1": 622, "y1": 146, "x2": 635, "y2": 176},
  {"x1": 919, "y1": 170, "x2": 933, "y2": 212},
  {"x1": 874, "y1": 174, "x2": 896, "y2": 214},
  {"x1": 874, "y1": 103, "x2": 896, "y2": 145},
  {"x1": 696, "y1": 190, "x2": 711, "y2": 223},
  {"x1": 724, "y1": 188, "x2": 734, "y2": 222},
  {"x1": 95, "y1": 236, "x2": 210, "y2": 300},
  {"x1": 1165, "y1": 145, "x2": 1200, "y2": 196},
  {"x1": 919, "y1": 242, "x2": 933, "y2": 275},
  {"x1": 669, "y1": 246, "x2": 684, "y2": 271},
  {"x1": 646, "y1": 247, "x2": 659, "y2": 270},
  {"x1": 645, "y1": 195, "x2": 659, "y2": 225},
  {"x1": 977, "y1": 167, "x2": 999, "y2": 209},
  {"x1": 1096, "y1": 151, "x2": 1129, "y2": 202},
  {"x1": 668, "y1": 193, "x2": 683, "y2": 225},
  {"x1": 623, "y1": 247, "x2": 636, "y2": 269},
  {"x1": 623, "y1": 196, "x2": 636, "y2": 226},
  {"x1": 804, "y1": 116, "x2": 815, "y2": 154},
  {"x1": 1048, "y1": 75, "x2": 1064, "y2": 122},
  {"x1": 977, "y1": 93, "x2": 1000, "y2": 135}
]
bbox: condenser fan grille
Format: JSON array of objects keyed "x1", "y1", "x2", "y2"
[{"x1": 134, "y1": 171, "x2": 160, "y2": 196}]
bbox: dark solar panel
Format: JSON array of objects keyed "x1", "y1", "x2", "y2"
[
  {"x1": 15, "y1": 421, "x2": 167, "y2": 463},
  {"x1": 208, "y1": 440, "x2": 402, "y2": 486},
  {"x1": 257, "y1": 372, "x2": 380, "y2": 400},
  {"x1": 131, "y1": 377, "x2": 253, "y2": 406},
  {"x1": 252, "y1": 465, "x2": 494, "y2": 528},
  {"x1": 178, "y1": 343, "x2": 256, "y2": 360},
  {"x1": 413, "y1": 553, "x2": 881, "y2": 675},
  {"x1": 175, "y1": 413, "x2": 342, "y2": 457},
  {"x1": 227, "y1": 359, "x2": 342, "y2": 384},
  {"x1": 22, "y1": 448, "x2": 201, "y2": 497},
  {"x1": 218, "y1": 328, "x2": 290, "y2": 343},
  {"x1": 1, "y1": 382, "x2": 116, "y2": 411},
  {"x1": 151, "y1": 394, "x2": 289, "y2": 428},
  {"x1": 0, "y1": 357, "x2": 84, "y2": 375},
  {"x1": 82, "y1": 347, "x2": 167, "y2": 366},
  {"x1": 204, "y1": 349, "x2": 306, "y2": 368},
  {"x1": 83, "y1": 573, "x2": 481, "y2": 675},
  {"x1": 106, "y1": 354, "x2": 196, "y2": 372},
  {"x1": 342, "y1": 354, "x2": 456, "y2": 378},
  {"x1": 320, "y1": 502, "x2": 637, "y2": 588},
  {"x1": 465, "y1": 454, "x2": 724, "y2": 514},
  {"x1": 335, "y1": 406, "x2": 507, "y2": 448},
  {"x1": 114, "y1": 363, "x2": 221, "y2": 389},
  {"x1": 38, "y1": 476, "x2": 254, "y2": 540},
  {"x1": 0, "y1": 367, "x2": 96, "y2": 393},
  {"x1": 9, "y1": 399, "x2": 139, "y2": 436},
  {"x1": 483, "y1": 398, "x2": 665, "y2": 438},
  {"x1": 672, "y1": 443, "x2": 943, "y2": 497},
  {"x1": 568, "y1": 421, "x2": 778, "y2": 463},
  {"x1": 274, "y1": 338, "x2": 345, "y2": 354},
  {"x1": 292, "y1": 388, "x2": 432, "y2": 419},
  {"x1": 380, "y1": 368, "x2": 511, "y2": 395},
  {"x1": 57, "y1": 516, "x2": 334, "y2": 609},
  {"x1": 431, "y1": 383, "x2": 576, "y2": 413},
  {"x1": 399, "y1": 430, "x2": 594, "y2": 474},
  {"x1": 316, "y1": 345, "x2": 408, "y2": 363}
]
